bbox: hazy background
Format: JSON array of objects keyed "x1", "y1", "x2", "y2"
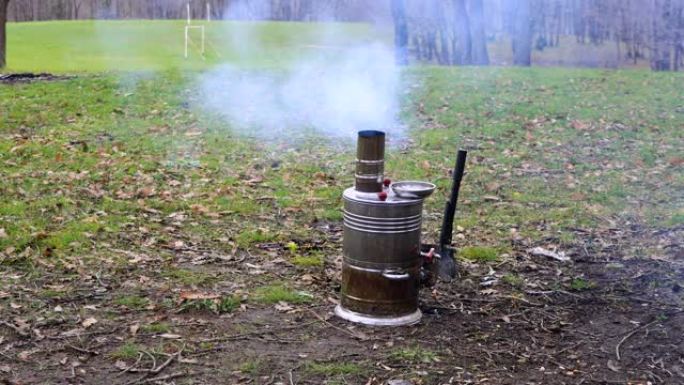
[{"x1": 7, "y1": 0, "x2": 684, "y2": 71}]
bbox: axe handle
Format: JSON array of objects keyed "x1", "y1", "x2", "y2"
[{"x1": 439, "y1": 150, "x2": 467, "y2": 248}]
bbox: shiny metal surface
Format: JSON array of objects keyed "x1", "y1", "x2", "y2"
[
  {"x1": 391, "y1": 181, "x2": 437, "y2": 199},
  {"x1": 334, "y1": 305, "x2": 421, "y2": 326},
  {"x1": 338, "y1": 187, "x2": 424, "y2": 319},
  {"x1": 355, "y1": 130, "x2": 385, "y2": 192}
]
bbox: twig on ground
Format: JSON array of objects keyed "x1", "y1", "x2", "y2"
[
  {"x1": 307, "y1": 309, "x2": 370, "y2": 341},
  {"x1": 137, "y1": 371, "x2": 194, "y2": 384},
  {"x1": 196, "y1": 320, "x2": 319, "y2": 344},
  {"x1": 65, "y1": 344, "x2": 100, "y2": 355},
  {"x1": 151, "y1": 348, "x2": 183, "y2": 374},
  {"x1": 143, "y1": 350, "x2": 157, "y2": 372},
  {"x1": 0, "y1": 321, "x2": 29, "y2": 337},
  {"x1": 118, "y1": 353, "x2": 144, "y2": 375},
  {"x1": 123, "y1": 349, "x2": 183, "y2": 385},
  {"x1": 615, "y1": 319, "x2": 661, "y2": 361}
]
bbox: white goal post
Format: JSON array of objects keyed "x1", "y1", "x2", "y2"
[{"x1": 184, "y1": 2, "x2": 211, "y2": 59}]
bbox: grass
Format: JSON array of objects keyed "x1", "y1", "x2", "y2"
[
  {"x1": 161, "y1": 268, "x2": 213, "y2": 286},
  {"x1": 570, "y1": 278, "x2": 596, "y2": 291},
  {"x1": 252, "y1": 284, "x2": 312, "y2": 304},
  {"x1": 179, "y1": 296, "x2": 241, "y2": 314},
  {"x1": 292, "y1": 255, "x2": 324, "y2": 267},
  {"x1": 238, "y1": 360, "x2": 262, "y2": 375},
  {"x1": 114, "y1": 295, "x2": 149, "y2": 310},
  {"x1": 502, "y1": 274, "x2": 524, "y2": 288},
  {"x1": 305, "y1": 361, "x2": 365, "y2": 376},
  {"x1": 5, "y1": 20, "x2": 383, "y2": 73},
  {"x1": 5, "y1": 21, "x2": 653, "y2": 73},
  {"x1": 0, "y1": 65, "x2": 680, "y2": 275},
  {"x1": 110, "y1": 342, "x2": 141, "y2": 360},
  {"x1": 141, "y1": 323, "x2": 171, "y2": 334},
  {"x1": 390, "y1": 346, "x2": 439, "y2": 364},
  {"x1": 235, "y1": 229, "x2": 277, "y2": 249},
  {"x1": 459, "y1": 246, "x2": 500, "y2": 263}
]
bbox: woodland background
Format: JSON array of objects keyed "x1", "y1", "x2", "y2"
[{"x1": 5, "y1": 0, "x2": 684, "y2": 71}]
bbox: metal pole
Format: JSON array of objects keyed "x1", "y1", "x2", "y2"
[{"x1": 184, "y1": 26, "x2": 189, "y2": 58}]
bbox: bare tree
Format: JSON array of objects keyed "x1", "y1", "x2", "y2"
[
  {"x1": 469, "y1": 0, "x2": 489, "y2": 65},
  {"x1": 512, "y1": 0, "x2": 532, "y2": 66},
  {"x1": 0, "y1": 0, "x2": 8, "y2": 69},
  {"x1": 391, "y1": 0, "x2": 409, "y2": 65}
]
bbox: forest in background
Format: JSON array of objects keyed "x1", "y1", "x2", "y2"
[{"x1": 5, "y1": 0, "x2": 684, "y2": 71}]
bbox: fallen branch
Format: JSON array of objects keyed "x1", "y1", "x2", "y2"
[
  {"x1": 65, "y1": 344, "x2": 100, "y2": 356},
  {"x1": 615, "y1": 319, "x2": 661, "y2": 361},
  {"x1": 151, "y1": 349, "x2": 183, "y2": 374},
  {"x1": 137, "y1": 371, "x2": 194, "y2": 384},
  {"x1": 118, "y1": 353, "x2": 144, "y2": 375},
  {"x1": 124, "y1": 349, "x2": 183, "y2": 385}
]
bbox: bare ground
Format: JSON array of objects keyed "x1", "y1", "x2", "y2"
[{"x1": 1, "y1": 222, "x2": 682, "y2": 385}]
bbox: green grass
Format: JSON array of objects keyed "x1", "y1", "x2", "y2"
[
  {"x1": 390, "y1": 346, "x2": 439, "y2": 364},
  {"x1": 141, "y1": 323, "x2": 171, "y2": 334},
  {"x1": 570, "y1": 278, "x2": 596, "y2": 291},
  {"x1": 1, "y1": 66, "x2": 681, "y2": 270},
  {"x1": 459, "y1": 246, "x2": 500, "y2": 263},
  {"x1": 114, "y1": 295, "x2": 150, "y2": 310},
  {"x1": 235, "y1": 229, "x2": 277, "y2": 249},
  {"x1": 6, "y1": 21, "x2": 652, "y2": 73},
  {"x1": 179, "y1": 296, "x2": 241, "y2": 314},
  {"x1": 161, "y1": 268, "x2": 213, "y2": 286},
  {"x1": 502, "y1": 274, "x2": 524, "y2": 287},
  {"x1": 292, "y1": 255, "x2": 324, "y2": 267},
  {"x1": 110, "y1": 342, "x2": 141, "y2": 360},
  {"x1": 6, "y1": 20, "x2": 383, "y2": 73},
  {"x1": 305, "y1": 361, "x2": 365, "y2": 376},
  {"x1": 238, "y1": 360, "x2": 262, "y2": 375},
  {"x1": 252, "y1": 284, "x2": 312, "y2": 304}
]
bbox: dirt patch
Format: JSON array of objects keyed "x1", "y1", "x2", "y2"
[
  {"x1": 0, "y1": 225, "x2": 682, "y2": 384},
  {"x1": 0, "y1": 73, "x2": 73, "y2": 84}
]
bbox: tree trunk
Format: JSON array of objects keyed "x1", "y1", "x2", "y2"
[
  {"x1": 469, "y1": 0, "x2": 489, "y2": 65},
  {"x1": 454, "y1": 0, "x2": 471, "y2": 65},
  {"x1": 512, "y1": 0, "x2": 532, "y2": 66},
  {"x1": 651, "y1": 0, "x2": 672, "y2": 71},
  {"x1": 390, "y1": 0, "x2": 409, "y2": 66},
  {"x1": 0, "y1": 0, "x2": 8, "y2": 69}
]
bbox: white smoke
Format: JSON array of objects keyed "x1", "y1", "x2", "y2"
[{"x1": 197, "y1": 1, "x2": 402, "y2": 140}]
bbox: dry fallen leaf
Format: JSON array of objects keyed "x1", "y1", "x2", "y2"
[
  {"x1": 18, "y1": 351, "x2": 34, "y2": 361},
  {"x1": 607, "y1": 359, "x2": 621, "y2": 372},
  {"x1": 82, "y1": 317, "x2": 98, "y2": 328},
  {"x1": 179, "y1": 291, "x2": 221, "y2": 302},
  {"x1": 159, "y1": 333, "x2": 182, "y2": 339},
  {"x1": 483, "y1": 195, "x2": 502, "y2": 202},
  {"x1": 274, "y1": 301, "x2": 294, "y2": 312},
  {"x1": 0, "y1": 228, "x2": 7, "y2": 239}
]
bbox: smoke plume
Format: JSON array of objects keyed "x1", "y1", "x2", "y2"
[{"x1": 197, "y1": 1, "x2": 401, "y2": 140}]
